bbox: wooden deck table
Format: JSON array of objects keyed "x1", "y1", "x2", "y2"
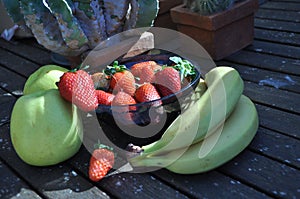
[{"x1": 0, "y1": 0, "x2": 299, "y2": 198}]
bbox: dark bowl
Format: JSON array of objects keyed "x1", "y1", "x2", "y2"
[{"x1": 94, "y1": 53, "x2": 201, "y2": 149}]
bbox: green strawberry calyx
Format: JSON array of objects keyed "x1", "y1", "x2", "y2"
[
  {"x1": 168, "y1": 56, "x2": 196, "y2": 82},
  {"x1": 93, "y1": 142, "x2": 114, "y2": 152},
  {"x1": 104, "y1": 61, "x2": 128, "y2": 76}
]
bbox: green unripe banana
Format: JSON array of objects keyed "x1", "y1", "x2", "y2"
[
  {"x1": 140, "y1": 66, "x2": 244, "y2": 155},
  {"x1": 129, "y1": 95, "x2": 259, "y2": 174}
]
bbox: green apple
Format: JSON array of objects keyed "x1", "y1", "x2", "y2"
[
  {"x1": 10, "y1": 89, "x2": 83, "y2": 166},
  {"x1": 23, "y1": 65, "x2": 68, "y2": 95}
]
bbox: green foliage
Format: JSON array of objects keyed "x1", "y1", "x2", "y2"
[{"x1": 2, "y1": 0, "x2": 159, "y2": 57}]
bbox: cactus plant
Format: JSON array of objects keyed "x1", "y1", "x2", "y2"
[
  {"x1": 1, "y1": 0, "x2": 159, "y2": 57},
  {"x1": 184, "y1": 0, "x2": 234, "y2": 15}
]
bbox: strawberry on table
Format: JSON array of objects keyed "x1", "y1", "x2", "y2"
[
  {"x1": 57, "y1": 69, "x2": 98, "y2": 112},
  {"x1": 135, "y1": 83, "x2": 161, "y2": 105},
  {"x1": 154, "y1": 67, "x2": 181, "y2": 97},
  {"x1": 89, "y1": 144, "x2": 115, "y2": 182},
  {"x1": 95, "y1": 90, "x2": 115, "y2": 105}
]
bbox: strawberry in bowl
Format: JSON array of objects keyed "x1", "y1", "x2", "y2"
[{"x1": 90, "y1": 53, "x2": 200, "y2": 148}]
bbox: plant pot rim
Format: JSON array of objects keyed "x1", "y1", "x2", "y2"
[{"x1": 171, "y1": 0, "x2": 259, "y2": 30}]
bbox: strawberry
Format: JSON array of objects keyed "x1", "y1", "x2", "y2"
[
  {"x1": 135, "y1": 83, "x2": 161, "y2": 105},
  {"x1": 138, "y1": 66, "x2": 156, "y2": 84},
  {"x1": 154, "y1": 67, "x2": 181, "y2": 97},
  {"x1": 95, "y1": 90, "x2": 115, "y2": 105},
  {"x1": 131, "y1": 61, "x2": 162, "y2": 84},
  {"x1": 57, "y1": 69, "x2": 98, "y2": 112},
  {"x1": 110, "y1": 70, "x2": 136, "y2": 96},
  {"x1": 130, "y1": 61, "x2": 158, "y2": 77},
  {"x1": 112, "y1": 91, "x2": 137, "y2": 123},
  {"x1": 89, "y1": 145, "x2": 115, "y2": 182},
  {"x1": 112, "y1": 91, "x2": 137, "y2": 110},
  {"x1": 91, "y1": 72, "x2": 110, "y2": 90},
  {"x1": 105, "y1": 62, "x2": 136, "y2": 96}
]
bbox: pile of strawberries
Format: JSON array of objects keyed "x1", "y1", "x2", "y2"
[
  {"x1": 57, "y1": 58, "x2": 195, "y2": 113},
  {"x1": 94, "y1": 60, "x2": 183, "y2": 109},
  {"x1": 56, "y1": 57, "x2": 196, "y2": 182}
]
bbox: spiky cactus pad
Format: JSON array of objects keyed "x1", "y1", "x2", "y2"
[
  {"x1": 2, "y1": 0, "x2": 159, "y2": 56},
  {"x1": 184, "y1": 0, "x2": 234, "y2": 15}
]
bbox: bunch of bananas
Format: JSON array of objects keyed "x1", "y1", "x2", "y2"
[{"x1": 128, "y1": 66, "x2": 259, "y2": 174}]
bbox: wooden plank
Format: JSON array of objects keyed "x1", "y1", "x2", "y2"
[
  {"x1": 217, "y1": 61, "x2": 300, "y2": 93},
  {"x1": 256, "y1": 104, "x2": 300, "y2": 139},
  {"x1": 0, "y1": 48, "x2": 40, "y2": 78},
  {"x1": 152, "y1": 169, "x2": 271, "y2": 198},
  {"x1": 243, "y1": 81, "x2": 300, "y2": 114},
  {"x1": 0, "y1": 160, "x2": 43, "y2": 199},
  {"x1": 254, "y1": 28, "x2": 300, "y2": 46},
  {"x1": 271, "y1": 0, "x2": 300, "y2": 2},
  {"x1": 260, "y1": 1, "x2": 300, "y2": 11},
  {"x1": 0, "y1": 124, "x2": 111, "y2": 199},
  {"x1": 255, "y1": 18, "x2": 300, "y2": 33},
  {"x1": 19, "y1": 38, "x2": 49, "y2": 51},
  {"x1": 0, "y1": 88, "x2": 16, "y2": 126},
  {"x1": 224, "y1": 50, "x2": 300, "y2": 75},
  {"x1": 255, "y1": 9, "x2": 300, "y2": 22},
  {"x1": 69, "y1": 144, "x2": 190, "y2": 198},
  {"x1": 246, "y1": 40, "x2": 300, "y2": 59},
  {"x1": 0, "y1": 67, "x2": 26, "y2": 94},
  {"x1": 219, "y1": 150, "x2": 300, "y2": 198},
  {"x1": 101, "y1": 173, "x2": 189, "y2": 198},
  {"x1": 0, "y1": 39, "x2": 53, "y2": 66},
  {"x1": 250, "y1": 127, "x2": 300, "y2": 169}
]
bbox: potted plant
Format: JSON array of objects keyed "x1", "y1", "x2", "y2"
[
  {"x1": 1, "y1": 0, "x2": 159, "y2": 67},
  {"x1": 170, "y1": 0, "x2": 259, "y2": 60}
]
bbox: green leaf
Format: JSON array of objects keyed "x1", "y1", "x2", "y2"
[
  {"x1": 135, "y1": 0, "x2": 159, "y2": 28},
  {"x1": 44, "y1": 0, "x2": 89, "y2": 49},
  {"x1": 73, "y1": 0, "x2": 107, "y2": 48},
  {"x1": 169, "y1": 56, "x2": 196, "y2": 82},
  {"x1": 2, "y1": 0, "x2": 23, "y2": 23},
  {"x1": 20, "y1": 0, "x2": 87, "y2": 56}
]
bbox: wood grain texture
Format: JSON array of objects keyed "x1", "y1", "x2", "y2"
[{"x1": 0, "y1": 0, "x2": 300, "y2": 198}]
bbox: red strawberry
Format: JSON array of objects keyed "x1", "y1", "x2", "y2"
[
  {"x1": 154, "y1": 67, "x2": 181, "y2": 97},
  {"x1": 131, "y1": 61, "x2": 162, "y2": 84},
  {"x1": 89, "y1": 145, "x2": 115, "y2": 182},
  {"x1": 135, "y1": 83, "x2": 161, "y2": 105},
  {"x1": 131, "y1": 61, "x2": 158, "y2": 77},
  {"x1": 57, "y1": 69, "x2": 98, "y2": 112},
  {"x1": 138, "y1": 66, "x2": 156, "y2": 84},
  {"x1": 112, "y1": 91, "x2": 137, "y2": 123},
  {"x1": 91, "y1": 72, "x2": 110, "y2": 90},
  {"x1": 110, "y1": 70, "x2": 136, "y2": 96},
  {"x1": 112, "y1": 91, "x2": 137, "y2": 110},
  {"x1": 95, "y1": 90, "x2": 115, "y2": 105}
]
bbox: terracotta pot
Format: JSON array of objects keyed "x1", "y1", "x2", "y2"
[
  {"x1": 154, "y1": 0, "x2": 182, "y2": 30},
  {"x1": 170, "y1": 0, "x2": 259, "y2": 60}
]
